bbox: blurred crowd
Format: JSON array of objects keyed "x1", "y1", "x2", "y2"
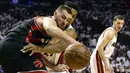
[{"x1": 0, "y1": 0, "x2": 130, "y2": 73}]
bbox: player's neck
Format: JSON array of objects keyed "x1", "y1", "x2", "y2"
[{"x1": 111, "y1": 26, "x2": 118, "y2": 34}]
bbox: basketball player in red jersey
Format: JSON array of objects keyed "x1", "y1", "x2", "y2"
[
  {"x1": 23, "y1": 24, "x2": 77, "y2": 72},
  {"x1": 0, "y1": 1, "x2": 80, "y2": 73},
  {"x1": 21, "y1": 2, "x2": 78, "y2": 72}
]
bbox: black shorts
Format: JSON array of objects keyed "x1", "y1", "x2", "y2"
[{"x1": 0, "y1": 40, "x2": 47, "y2": 73}]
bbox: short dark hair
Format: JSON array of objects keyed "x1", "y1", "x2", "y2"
[
  {"x1": 113, "y1": 15, "x2": 125, "y2": 21},
  {"x1": 57, "y1": 5, "x2": 72, "y2": 14},
  {"x1": 64, "y1": 1, "x2": 79, "y2": 12},
  {"x1": 57, "y1": 4, "x2": 77, "y2": 15}
]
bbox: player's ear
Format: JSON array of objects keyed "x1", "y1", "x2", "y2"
[
  {"x1": 53, "y1": 11, "x2": 57, "y2": 16},
  {"x1": 113, "y1": 21, "x2": 115, "y2": 25}
]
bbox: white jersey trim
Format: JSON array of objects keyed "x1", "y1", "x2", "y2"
[{"x1": 17, "y1": 70, "x2": 47, "y2": 73}]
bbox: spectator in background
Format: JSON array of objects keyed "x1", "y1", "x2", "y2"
[
  {"x1": 124, "y1": 57, "x2": 130, "y2": 71},
  {"x1": 127, "y1": 50, "x2": 130, "y2": 60}
]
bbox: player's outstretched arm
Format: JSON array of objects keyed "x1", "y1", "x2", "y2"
[
  {"x1": 42, "y1": 17, "x2": 80, "y2": 45},
  {"x1": 40, "y1": 28, "x2": 77, "y2": 53},
  {"x1": 21, "y1": 28, "x2": 77, "y2": 54}
]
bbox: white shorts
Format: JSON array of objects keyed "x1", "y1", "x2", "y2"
[{"x1": 90, "y1": 51, "x2": 105, "y2": 73}]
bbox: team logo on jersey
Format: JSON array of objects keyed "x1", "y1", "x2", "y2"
[
  {"x1": 41, "y1": 38, "x2": 50, "y2": 43},
  {"x1": 33, "y1": 59, "x2": 43, "y2": 68},
  {"x1": 41, "y1": 38, "x2": 45, "y2": 43}
]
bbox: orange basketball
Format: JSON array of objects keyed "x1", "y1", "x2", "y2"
[{"x1": 64, "y1": 44, "x2": 91, "y2": 70}]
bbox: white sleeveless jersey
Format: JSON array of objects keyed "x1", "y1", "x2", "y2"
[
  {"x1": 66, "y1": 24, "x2": 73, "y2": 30},
  {"x1": 94, "y1": 27, "x2": 117, "y2": 58}
]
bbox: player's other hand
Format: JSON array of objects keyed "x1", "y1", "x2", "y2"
[
  {"x1": 53, "y1": 64, "x2": 70, "y2": 72},
  {"x1": 21, "y1": 43, "x2": 41, "y2": 56}
]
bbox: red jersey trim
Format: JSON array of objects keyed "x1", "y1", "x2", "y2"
[{"x1": 57, "y1": 51, "x2": 65, "y2": 65}]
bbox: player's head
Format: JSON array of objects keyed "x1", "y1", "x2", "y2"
[
  {"x1": 54, "y1": 1, "x2": 78, "y2": 30},
  {"x1": 112, "y1": 15, "x2": 125, "y2": 32}
]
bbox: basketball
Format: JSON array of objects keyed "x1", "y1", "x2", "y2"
[{"x1": 64, "y1": 44, "x2": 91, "y2": 70}]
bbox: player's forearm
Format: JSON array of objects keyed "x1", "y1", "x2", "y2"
[
  {"x1": 46, "y1": 26, "x2": 77, "y2": 44},
  {"x1": 32, "y1": 41, "x2": 67, "y2": 53},
  {"x1": 40, "y1": 29, "x2": 77, "y2": 53},
  {"x1": 97, "y1": 46, "x2": 109, "y2": 66},
  {"x1": 40, "y1": 43, "x2": 67, "y2": 53}
]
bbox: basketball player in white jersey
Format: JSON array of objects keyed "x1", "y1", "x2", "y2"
[{"x1": 90, "y1": 15, "x2": 125, "y2": 73}]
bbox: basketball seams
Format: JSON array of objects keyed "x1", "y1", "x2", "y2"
[
  {"x1": 65, "y1": 50, "x2": 91, "y2": 59},
  {"x1": 65, "y1": 52, "x2": 88, "y2": 69},
  {"x1": 64, "y1": 50, "x2": 90, "y2": 69},
  {"x1": 64, "y1": 44, "x2": 91, "y2": 70}
]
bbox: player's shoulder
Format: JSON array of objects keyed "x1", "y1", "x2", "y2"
[
  {"x1": 36, "y1": 16, "x2": 57, "y2": 26},
  {"x1": 104, "y1": 27, "x2": 115, "y2": 39},
  {"x1": 43, "y1": 16, "x2": 54, "y2": 20},
  {"x1": 105, "y1": 27, "x2": 115, "y2": 34},
  {"x1": 43, "y1": 16, "x2": 57, "y2": 26},
  {"x1": 36, "y1": 16, "x2": 54, "y2": 21}
]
